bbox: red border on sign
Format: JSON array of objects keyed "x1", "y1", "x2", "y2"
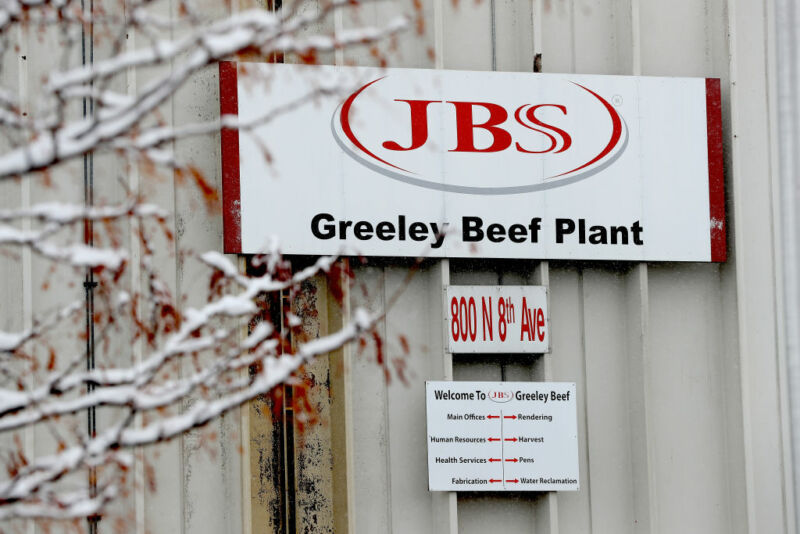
[
  {"x1": 219, "y1": 61, "x2": 241, "y2": 254},
  {"x1": 706, "y1": 78, "x2": 726, "y2": 262}
]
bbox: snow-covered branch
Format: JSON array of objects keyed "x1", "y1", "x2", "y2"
[
  {"x1": 0, "y1": 216, "x2": 380, "y2": 520},
  {"x1": 0, "y1": 0, "x2": 418, "y2": 525},
  {"x1": 0, "y1": 0, "x2": 407, "y2": 179},
  {"x1": 0, "y1": 286, "x2": 377, "y2": 519}
]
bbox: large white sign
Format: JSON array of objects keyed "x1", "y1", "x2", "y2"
[
  {"x1": 446, "y1": 286, "x2": 549, "y2": 353},
  {"x1": 220, "y1": 62, "x2": 726, "y2": 262},
  {"x1": 426, "y1": 381, "x2": 579, "y2": 491}
]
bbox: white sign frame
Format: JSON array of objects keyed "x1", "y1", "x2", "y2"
[
  {"x1": 220, "y1": 62, "x2": 726, "y2": 262},
  {"x1": 445, "y1": 285, "x2": 550, "y2": 353},
  {"x1": 426, "y1": 381, "x2": 579, "y2": 492}
]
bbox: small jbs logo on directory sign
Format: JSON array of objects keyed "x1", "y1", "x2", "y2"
[
  {"x1": 425, "y1": 381, "x2": 579, "y2": 492},
  {"x1": 446, "y1": 286, "x2": 549, "y2": 353}
]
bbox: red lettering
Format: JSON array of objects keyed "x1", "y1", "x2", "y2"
[
  {"x1": 537, "y1": 308, "x2": 545, "y2": 341},
  {"x1": 482, "y1": 297, "x2": 493, "y2": 341},
  {"x1": 498, "y1": 298, "x2": 507, "y2": 341},
  {"x1": 459, "y1": 297, "x2": 468, "y2": 342},
  {"x1": 468, "y1": 297, "x2": 477, "y2": 342},
  {"x1": 450, "y1": 297, "x2": 459, "y2": 341},
  {"x1": 520, "y1": 300, "x2": 533, "y2": 341},
  {"x1": 448, "y1": 101, "x2": 512, "y2": 153},
  {"x1": 379, "y1": 99, "x2": 572, "y2": 156},
  {"x1": 514, "y1": 104, "x2": 572, "y2": 154},
  {"x1": 382, "y1": 99, "x2": 441, "y2": 151}
]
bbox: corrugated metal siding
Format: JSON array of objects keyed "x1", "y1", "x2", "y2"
[
  {"x1": 774, "y1": 0, "x2": 800, "y2": 531},
  {"x1": 0, "y1": 0, "x2": 791, "y2": 533},
  {"x1": 339, "y1": 1, "x2": 789, "y2": 533}
]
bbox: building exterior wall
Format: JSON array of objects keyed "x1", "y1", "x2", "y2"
[
  {"x1": 0, "y1": 0, "x2": 793, "y2": 533},
  {"x1": 330, "y1": 1, "x2": 789, "y2": 533}
]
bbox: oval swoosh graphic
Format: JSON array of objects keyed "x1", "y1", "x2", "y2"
[{"x1": 333, "y1": 77, "x2": 628, "y2": 195}]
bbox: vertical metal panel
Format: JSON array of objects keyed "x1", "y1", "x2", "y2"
[
  {"x1": 247, "y1": 391, "x2": 284, "y2": 534},
  {"x1": 342, "y1": 0, "x2": 435, "y2": 68},
  {"x1": 639, "y1": 0, "x2": 710, "y2": 76},
  {"x1": 624, "y1": 263, "x2": 655, "y2": 534},
  {"x1": 774, "y1": 0, "x2": 800, "y2": 531},
  {"x1": 349, "y1": 266, "x2": 393, "y2": 532},
  {"x1": 384, "y1": 266, "x2": 445, "y2": 533},
  {"x1": 539, "y1": 0, "x2": 575, "y2": 73},
  {"x1": 174, "y1": 51, "x2": 243, "y2": 534},
  {"x1": 348, "y1": 261, "x2": 456, "y2": 534},
  {"x1": 440, "y1": 0, "x2": 493, "y2": 71},
  {"x1": 0, "y1": 14, "x2": 129, "y2": 534},
  {"x1": 132, "y1": 9, "x2": 185, "y2": 530},
  {"x1": 433, "y1": 259, "x2": 460, "y2": 534},
  {"x1": 572, "y1": 0, "x2": 632, "y2": 75},
  {"x1": 646, "y1": 265, "x2": 733, "y2": 532},
  {"x1": 0, "y1": 27, "x2": 25, "y2": 534},
  {"x1": 90, "y1": 13, "x2": 140, "y2": 527},
  {"x1": 492, "y1": 0, "x2": 535, "y2": 72},
  {"x1": 21, "y1": 19, "x2": 88, "y2": 534},
  {"x1": 726, "y1": 0, "x2": 791, "y2": 531},
  {"x1": 293, "y1": 279, "x2": 336, "y2": 533},
  {"x1": 580, "y1": 268, "x2": 636, "y2": 532},
  {"x1": 547, "y1": 265, "x2": 591, "y2": 533},
  {"x1": 633, "y1": 1, "x2": 748, "y2": 533},
  {"x1": 328, "y1": 266, "x2": 356, "y2": 534}
]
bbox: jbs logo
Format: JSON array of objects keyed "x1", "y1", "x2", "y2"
[
  {"x1": 489, "y1": 390, "x2": 513, "y2": 403},
  {"x1": 380, "y1": 99, "x2": 571, "y2": 154},
  {"x1": 333, "y1": 77, "x2": 628, "y2": 195}
]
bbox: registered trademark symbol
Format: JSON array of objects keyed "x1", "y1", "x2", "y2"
[{"x1": 612, "y1": 95, "x2": 623, "y2": 106}]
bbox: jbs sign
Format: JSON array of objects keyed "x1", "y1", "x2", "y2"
[
  {"x1": 335, "y1": 78, "x2": 624, "y2": 194},
  {"x1": 221, "y1": 62, "x2": 725, "y2": 262},
  {"x1": 378, "y1": 100, "x2": 574, "y2": 153}
]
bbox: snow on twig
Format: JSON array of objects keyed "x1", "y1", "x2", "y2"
[
  {"x1": 0, "y1": 1, "x2": 407, "y2": 179},
  {"x1": 0, "y1": 300, "x2": 376, "y2": 518},
  {"x1": 0, "y1": 0, "x2": 413, "y2": 522},
  {"x1": 0, "y1": 241, "x2": 377, "y2": 520}
]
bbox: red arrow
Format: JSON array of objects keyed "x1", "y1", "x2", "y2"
[
  {"x1": 489, "y1": 479, "x2": 502, "y2": 483},
  {"x1": 488, "y1": 437, "x2": 501, "y2": 442},
  {"x1": 487, "y1": 415, "x2": 500, "y2": 419},
  {"x1": 505, "y1": 458, "x2": 518, "y2": 463},
  {"x1": 505, "y1": 479, "x2": 519, "y2": 483},
  {"x1": 488, "y1": 458, "x2": 501, "y2": 462},
  {"x1": 504, "y1": 415, "x2": 517, "y2": 419},
  {"x1": 504, "y1": 438, "x2": 518, "y2": 442}
]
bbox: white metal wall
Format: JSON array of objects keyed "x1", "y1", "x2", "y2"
[
  {"x1": 773, "y1": 0, "x2": 800, "y2": 532},
  {"x1": 0, "y1": 0, "x2": 792, "y2": 533},
  {"x1": 339, "y1": 1, "x2": 792, "y2": 533},
  {"x1": 0, "y1": 0, "x2": 245, "y2": 532}
]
